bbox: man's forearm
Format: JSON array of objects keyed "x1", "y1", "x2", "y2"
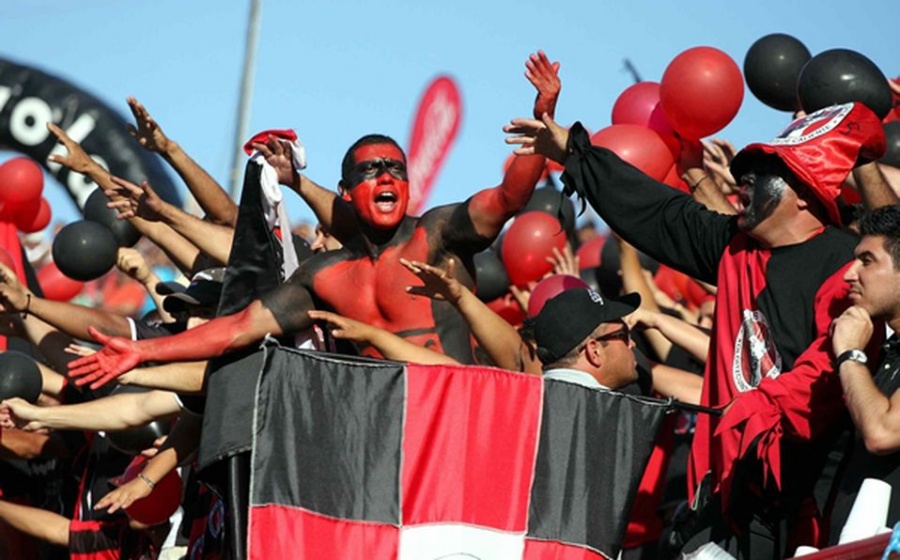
[
  {"x1": 157, "y1": 203, "x2": 233, "y2": 265},
  {"x1": 29, "y1": 296, "x2": 131, "y2": 341},
  {"x1": 162, "y1": 142, "x2": 238, "y2": 226},
  {"x1": 0, "y1": 500, "x2": 70, "y2": 547},
  {"x1": 28, "y1": 391, "x2": 179, "y2": 431},
  {"x1": 119, "y1": 361, "x2": 209, "y2": 394},
  {"x1": 291, "y1": 174, "x2": 359, "y2": 242},
  {"x1": 840, "y1": 361, "x2": 900, "y2": 453}
]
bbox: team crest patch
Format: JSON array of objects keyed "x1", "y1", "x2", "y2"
[
  {"x1": 770, "y1": 103, "x2": 854, "y2": 146},
  {"x1": 732, "y1": 309, "x2": 782, "y2": 392}
]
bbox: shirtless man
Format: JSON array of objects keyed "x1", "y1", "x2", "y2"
[{"x1": 70, "y1": 51, "x2": 560, "y2": 386}]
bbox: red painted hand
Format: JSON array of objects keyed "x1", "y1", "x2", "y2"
[{"x1": 68, "y1": 326, "x2": 144, "y2": 389}]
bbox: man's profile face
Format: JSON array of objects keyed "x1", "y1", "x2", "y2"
[
  {"x1": 343, "y1": 143, "x2": 410, "y2": 230},
  {"x1": 736, "y1": 171, "x2": 789, "y2": 232},
  {"x1": 593, "y1": 320, "x2": 637, "y2": 387},
  {"x1": 845, "y1": 235, "x2": 900, "y2": 319}
]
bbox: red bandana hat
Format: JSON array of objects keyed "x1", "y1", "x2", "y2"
[{"x1": 731, "y1": 102, "x2": 886, "y2": 225}]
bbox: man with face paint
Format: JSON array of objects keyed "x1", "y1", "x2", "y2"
[
  {"x1": 504, "y1": 102, "x2": 887, "y2": 558},
  {"x1": 68, "y1": 51, "x2": 559, "y2": 380}
]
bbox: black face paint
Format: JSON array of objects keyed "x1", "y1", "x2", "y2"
[
  {"x1": 737, "y1": 172, "x2": 788, "y2": 232},
  {"x1": 350, "y1": 158, "x2": 408, "y2": 185}
]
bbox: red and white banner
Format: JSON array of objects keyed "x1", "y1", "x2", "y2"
[{"x1": 406, "y1": 75, "x2": 462, "y2": 215}]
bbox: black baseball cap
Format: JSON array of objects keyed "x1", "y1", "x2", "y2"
[
  {"x1": 534, "y1": 288, "x2": 640, "y2": 364},
  {"x1": 158, "y1": 268, "x2": 225, "y2": 313}
]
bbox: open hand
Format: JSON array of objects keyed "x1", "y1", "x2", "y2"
[
  {"x1": 400, "y1": 258, "x2": 464, "y2": 304},
  {"x1": 94, "y1": 475, "x2": 152, "y2": 514},
  {"x1": 308, "y1": 310, "x2": 376, "y2": 344},
  {"x1": 105, "y1": 175, "x2": 166, "y2": 221},
  {"x1": 47, "y1": 123, "x2": 102, "y2": 175},
  {"x1": 526, "y1": 50, "x2": 561, "y2": 120},
  {"x1": 504, "y1": 114, "x2": 569, "y2": 164},
  {"x1": 68, "y1": 327, "x2": 143, "y2": 389},
  {"x1": 126, "y1": 97, "x2": 173, "y2": 154}
]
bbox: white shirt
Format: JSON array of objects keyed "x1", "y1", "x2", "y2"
[{"x1": 543, "y1": 367, "x2": 609, "y2": 390}]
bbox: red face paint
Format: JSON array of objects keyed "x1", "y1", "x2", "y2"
[{"x1": 343, "y1": 143, "x2": 410, "y2": 230}]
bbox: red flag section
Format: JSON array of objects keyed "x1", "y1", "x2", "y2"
[
  {"x1": 406, "y1": 75, "x2": 462, "y2": 215},
  {"x1": 247, "y1": 344, "x2": 668, "y2": 560}
]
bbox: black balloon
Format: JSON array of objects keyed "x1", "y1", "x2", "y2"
[
  {"x1": 743, "y1": 33, "x2": 811, "y2": 112},
  {"x1": 83, "y1": 188, "x2": 141, "y2": 247},
  {"x1": 106, "y1": 386, "x2": 172, "y2": 455},
  {"x1": 797, "y1": 49, "x2": 892, "y2": 119},
  {"x1": 881, "y1": 122, "x2": 900, "y2": 168},
  {"x1": 52, "y1": 220, "x2": 118, "y2": 281},
  {"x1": 474, "y1": 250, "x2": 510, "y2": 302},
  {"x1": 0, "y1": 351, "x2": 42, "y2": 403},
  {"x1": 521, "y1": 184, "x2": 575, "y2": 237}
]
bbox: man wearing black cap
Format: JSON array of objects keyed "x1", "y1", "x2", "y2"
[
  {"x1": 506, "y1": 102, "x2": 887, "y2": 557},
  {"x1": 534, "y1": 288, "x2": 640, "y2": 390}
]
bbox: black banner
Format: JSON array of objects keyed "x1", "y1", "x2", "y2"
[{"x1": 0, "y1": 57, "x2": 181, "y2": 210}]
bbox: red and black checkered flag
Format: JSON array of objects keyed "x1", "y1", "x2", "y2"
[{"x1": 248, "y1": 344, "x2": 668, "y2": 559}]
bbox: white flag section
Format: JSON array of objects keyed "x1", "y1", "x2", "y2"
[{"x1": 398, "y1": 524, "x2": 525, "y2": 559}]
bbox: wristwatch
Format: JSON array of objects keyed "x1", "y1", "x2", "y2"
[{"x1": 836, "y1": 349, "x2": 868, "y2": 368}]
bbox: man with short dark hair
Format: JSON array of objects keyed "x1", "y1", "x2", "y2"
[
  {"x1": 534, "y1": 288, "x2": 640, "y2": 390},
  {"x1": 829, "y1": 205, "x2": 900, "y2": 542},
  {"x1": 69, "y1": 51, "x2": 560, "y2": 381}
]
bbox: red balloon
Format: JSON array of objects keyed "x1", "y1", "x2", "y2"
[
  {"x1": 0, "y1": 158, "x2": 43, "y2": 205},
  {"x1": 590, "y1": 125, "x2": 674, "y2": 181},
  {"x1": 611, "y1": 82, "x2": 682, "y2": 160},
  {"x1": 527, "y1": 274, "x2": 589, "y2": 318},
  {"x1": 501, "y1": 211, "x2": 568, "y2": 287},
  {"x1": 660, "y1": 47, "x2": 744, "y2": 139},
  {"x1": 14, "y1": 197, "x2": 53, "y2": 233},
  {"x1": 36, "y1": 262, "x2": 84, "y2": 301},
  {"x1": 114, "y1": 455, "x2": 183, "y2": 526},
  {"x1": 662, "y1": 164, "x2": 691, "y2": 194},
  {"x1": 486, "y1": 294, "x2": 525, "y2": 327},
  {"x1": 576, "y1": 236, "x2": 605, "y2": 270}
]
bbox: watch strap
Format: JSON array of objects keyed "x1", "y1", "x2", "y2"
[{"x1": 836, "y1": 349, "x2": 868, "y2": 368}]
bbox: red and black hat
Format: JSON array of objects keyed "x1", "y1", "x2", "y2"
[{"x1": 731, "y1": 102, "x2": 886, "y2": 225}]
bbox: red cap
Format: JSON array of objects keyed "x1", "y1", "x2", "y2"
[
  {"x1": 730, "y1": 102, "x2": 886, "y2": 225},
  {"x1": 243, "y1": 129, "x2": 298, "y2": 155}
]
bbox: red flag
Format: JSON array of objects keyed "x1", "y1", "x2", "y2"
[
  {"x1": 406, "y1": 75, "x2": 462, "y2": 215},
  {"x1": 247, "y1": 344, "x2": 668, "y2": 559}
]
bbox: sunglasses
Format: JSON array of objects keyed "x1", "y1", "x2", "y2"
[
  {"x1": 352, "y1": 158, "x2": 408, "y2": 182},
  {"x1": 591, "y1": 326, "x2": 631, "y2": 344}
]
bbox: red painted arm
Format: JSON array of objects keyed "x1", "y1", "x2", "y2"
[
  {"x1": 68, "y1": 301, "x2": 283, "y2": 389},
  {"x1": 467, "y1": 51, "x2": 561, "y2": 239}
]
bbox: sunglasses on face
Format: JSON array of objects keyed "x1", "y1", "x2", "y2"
[
  {"x1": 592, "y1": 325, "x2": 631, "y2": 344},
  {"x1": 352, "y1": 158, "x2": 408, "y2": 182}
]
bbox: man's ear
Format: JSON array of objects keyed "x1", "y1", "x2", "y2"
[
  {"x1": 584, "y1": 341, "x2": 604, "y2": 368},
  {"x1": 338, "y1": 181, "x2": 351, "y2": 201}
]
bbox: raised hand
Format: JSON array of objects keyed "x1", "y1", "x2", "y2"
[
  {"x1": 68, "y1": 327, "x2": 143, "y2": 389},
  {"x1": 400, "y1": 258, "x2": 464, "y2": 304},
  {"x1": 116, "y1": 248, "x2": 151, "y2": 283},
  {"x1": 504, "y1": 114, "x2": 569, "y2": 163},
  {"x1": 702, "y1": 138, "x2": 738, "y2": 194},
  {"x1": 248, "y1": 135, "x2": 298, "y2": 186},
  {"x1": 47, "y1": 122, "x2": 101, "y2": 175},
  {"x1": 0, "y1": 398, "x2": 43, "y2": 431},
  {"x1": 126, "y1": 96, "x2": 173, "y2": 154},
  {"x1": 0, "y1": 261, "x2": 30, "y2": 313},
  {"x1": 105, "y1": 175, "x2": 166, "y2": 221},
  {"x1": 546, "y1": 245, "x2": 579, "y2": 277},
  {"x1": 94, "y1": 475, "x2": 153, "y2": 514},
  {"x1": 526, "y1": 50, "x2": 561, "y2": 120}
]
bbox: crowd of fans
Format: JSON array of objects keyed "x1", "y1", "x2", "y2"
[{"x1": 0, "y1": 49, "x2": 899, "y2": 560}]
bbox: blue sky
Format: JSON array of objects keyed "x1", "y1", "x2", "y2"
[{"x1": 1, "y1": 0, "x2": 897, "y2": 229}]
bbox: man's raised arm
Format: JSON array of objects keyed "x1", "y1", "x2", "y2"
[
  {"x1": 465, "y1": 51, "x2": 560, "y2": 239},
  {"x1": 127, "y1": 96, "x2": 239, "y2": 226}
]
